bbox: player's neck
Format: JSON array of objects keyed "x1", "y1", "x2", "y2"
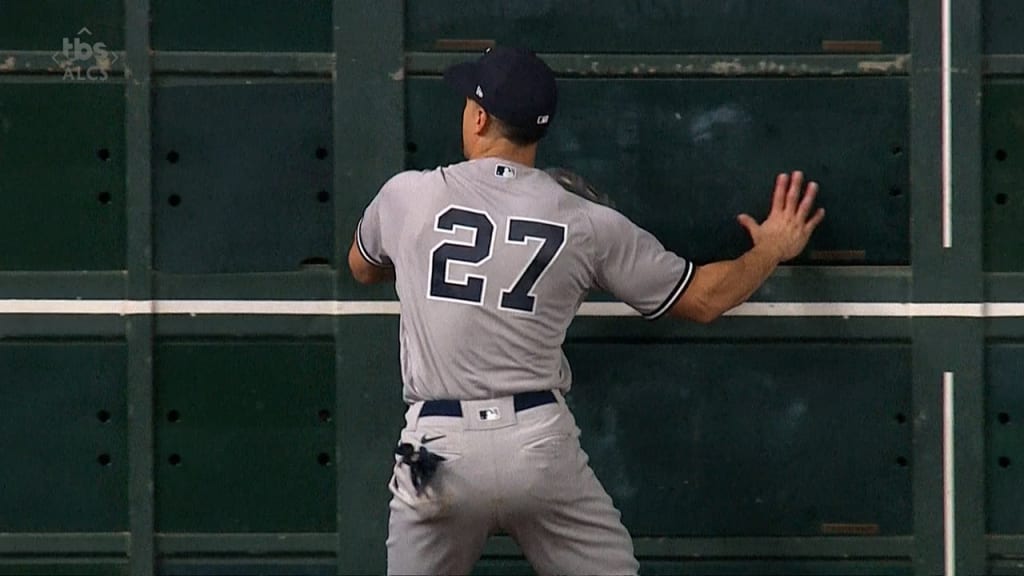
[{"x1": 470, "y1": 139, "x2": 537, "y2": 168}]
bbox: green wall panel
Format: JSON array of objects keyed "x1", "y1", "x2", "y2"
[
  {"x1": 986, "y1": 343, "x2": 1024, "y2": 534},
  {"x1": 983, "y1": 0, "x2": 1024, "y2": 54},
  {"x1": 408, "y1": 77, "x2": 910, "y2": 265},
  {"x1": 154, "y1": 341, "x2": 335, "y2": 532},
  {"x1": 563, "y1": 341, "x2": 912, "y2": 536},
  {"x1": 407, "y1": 1, "x2": 908, "y2": 54},
  {"x1": 0, "y1": 1, "x2": 122, "y2": 50},
  {"x1": 0, "y1": 83, "x2": 125, "y2": 270},
  {"x1": 152, "y1": 80, "x2": 333, "y2": 273},
  {"x1": 151, "y1": 1, "x2": 331, "y2": 52},
  {"x1": 983, "y1": 81, "x2": 1024, "y2": 272},
  {"x1": 0, "y1": 342, "x2": 127, "y2": 531}
]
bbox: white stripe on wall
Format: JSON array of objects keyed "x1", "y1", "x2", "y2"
[
  {"x1": 941, "y1": 0, "x2": 954, "y2": 249},
  {"x1": 943, "y1": 371, "x2": 956, "y2": 576},
  {"x1": 2, "y1": 300, "x2": 1024, "y2": 318}
]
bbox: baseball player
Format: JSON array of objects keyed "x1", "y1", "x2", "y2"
[{"x1": 349, "y1": 47, "x2": 824, "y2": 575}]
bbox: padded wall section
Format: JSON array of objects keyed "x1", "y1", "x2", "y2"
[
  {"x1": 983, "y1": 1, "x2": 1024, "y2": 53},
  {"x1": 155, "y1": 341, "x2": 336, "y2": 532},
  {"x1": 0, "y1": 342, "x2": 127, "y2": 531},
  {"x1": 152, "y1": 80, "x2": 334, "y2": 273},
  {"x1": 983, "y1": 81, "x2": 1024, "y2": 272},
  {"x1": 0, "y1": 1, "x2": 123, "y2": 50},
  {"x1": 563, "y1": 341, "x2": 913, "y2": 536},
  {"x1": 151, "y1": 0, "x2": 331, "y2": 52},
  {"x1": 986, "y1": 343, "x2": 1024, "y2": 534},
  {"x1": 0, "y1": 83, "x2": 125, "y2": 270},
  {"x1": 407, "y1": 77, "x2": 910, "y2": 265},
  {"x1": 406, "y1": 1, "x2": 908, "y2": 54}
]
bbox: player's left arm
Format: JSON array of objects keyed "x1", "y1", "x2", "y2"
[
  {"x1": 591, "y1": 171, "x2": 822, "y2": 323},
  {"x1": 348, "y1": 232, "x2": 395, "y2": 284}
]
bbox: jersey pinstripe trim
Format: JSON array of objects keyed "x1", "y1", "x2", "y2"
[
  {"x1": 356, "y1": 217, "x2": 393, "y2": 268},
  {"x1": 643, "y1": 260, "x2": 695, "y2": 320}
]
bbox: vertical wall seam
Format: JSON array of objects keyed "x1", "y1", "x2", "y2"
[
  {"x1": 941, "y1": 0, "x2": 954, "y2": 249},
  {"x1": 124, "y1": 0, "x2": 155, "y2": 573},
  {"x1": 943, "y1": 371, "x2": 956, "y2": 576}
]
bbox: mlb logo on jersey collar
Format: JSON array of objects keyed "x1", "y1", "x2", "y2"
[{"x1": 495, "y1": 164, "x2": 516, "y2": 179}]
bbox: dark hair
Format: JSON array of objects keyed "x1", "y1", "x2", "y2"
[{"x1": 492, "y1": 115, "x2": 547, "y2": 146}]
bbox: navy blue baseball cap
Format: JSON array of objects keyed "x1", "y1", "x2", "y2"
[{"x1": 444, "y1": 47, "x2": 557, "y2": 137}]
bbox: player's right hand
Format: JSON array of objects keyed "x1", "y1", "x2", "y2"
[{"x1": 736, "y1": 171, "x2": 825, "y2": 263}]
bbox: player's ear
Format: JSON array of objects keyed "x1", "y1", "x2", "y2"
[{"x1": 473, "y1": 102, "x2": 490, "y2": 136}]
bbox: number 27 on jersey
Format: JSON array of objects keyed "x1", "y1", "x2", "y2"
[{"x1": 428, "y1": 206, "x2": 567, "y2": 314}]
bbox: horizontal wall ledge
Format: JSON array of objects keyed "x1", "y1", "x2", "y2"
[
  {"x1": 0, "y1": 533, "x2": 128, "y2": 555},
  {"x1": 988, "y1": 534, "x2": 1024, "y2": 558},
  {"x1": 483, "y1": 535, "x2": 914, "y2": 559},
  {"x1": 153, "y1": 52, "x2": 334, "y2": 76},
  {"x1": 984, "y1": 55, "x2": 1024, "y2": 76},
  {"x1": 0, "y1": 272, "x2": 125, "y2": 299},
  {"x1": 156, "y1": 533, "x2": 336, "y2": 555},
  {"x1": 0, "y1": 50, "x2": 125, "y2": 76},
  {"x1": 3, "y1": 50, "x2": 1016, "y2": 78},
  {"x1": 406, "y1": 53, "x2": 912, "y2": 78}
]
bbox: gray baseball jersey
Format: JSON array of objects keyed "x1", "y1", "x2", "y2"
[{"x1": 357, "y1": 157, "x2": 693, "y2": 403}]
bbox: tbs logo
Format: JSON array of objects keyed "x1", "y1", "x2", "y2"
[{"x1": 52, "y1": 27, "x2": 118, "y2": 81}]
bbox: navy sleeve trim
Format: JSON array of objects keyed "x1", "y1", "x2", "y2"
[
  {"x1": 356, "y1": 218, "x2": 392, "y2": 269},
  {"x1": 644, "y1": 260, "x2": 696, "y2": 320}
]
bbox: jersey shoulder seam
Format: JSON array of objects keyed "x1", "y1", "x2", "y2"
[{"x1": 384, "y1": 168, "x2": 435, "y2": 193}]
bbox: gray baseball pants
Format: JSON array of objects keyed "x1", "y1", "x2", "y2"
[{"x1": 386, "y1": 391, "x2": 640, "y2": 575}]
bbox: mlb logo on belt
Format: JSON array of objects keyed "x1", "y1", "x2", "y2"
[
  {"x1": 478, "y1": 407, "x2": 500, "y2": 421},
  {"x1": 495, "y1": 164, "x2": 516, "y2": 179}
]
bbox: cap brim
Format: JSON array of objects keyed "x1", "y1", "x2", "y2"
[{"x1": 443, "y1": 61, "x2": 481, "y2": 101}]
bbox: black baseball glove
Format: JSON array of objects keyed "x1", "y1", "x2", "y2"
[{"x1": 545, "y1": 167, "x2": 615, "y2": 209}]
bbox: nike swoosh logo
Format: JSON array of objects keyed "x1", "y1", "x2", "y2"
[{"x1": 420, "y1": 434, "x2": 446, "y2": 445}]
